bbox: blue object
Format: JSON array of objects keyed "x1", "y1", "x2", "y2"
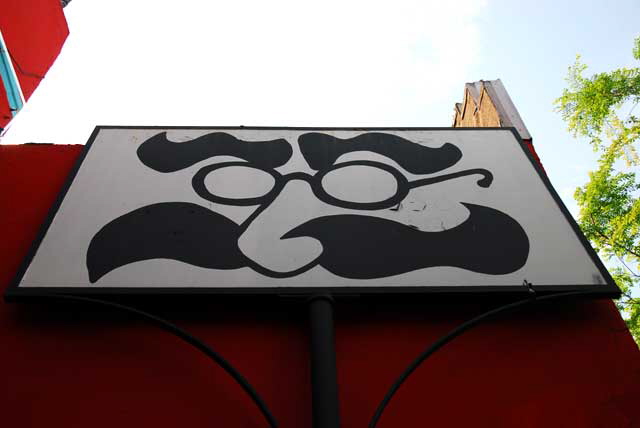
[{"x1": 0, "y1": 32, "x2": 23, "y2": 117}]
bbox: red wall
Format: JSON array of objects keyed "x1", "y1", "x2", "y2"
[
  {"x1": 0, "y1": 0, "x2": 68, "y2": 129},
  {"x1": 1, "y1": 144, "x2": 640, "y2": 428},
  {"x1": 523, "y1": 138, "x2": 545, "y2": 174},
  {"x1": 0, "y1": 79, "x2": 11, "y2": 128}
]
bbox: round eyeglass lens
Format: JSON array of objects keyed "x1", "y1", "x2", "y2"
[
  {"x1": 203, "y1": 165, "x2": 276, "y2": 201},
  {"x1": 321, "y1": 164, "x2": 399, "y2": 205}
]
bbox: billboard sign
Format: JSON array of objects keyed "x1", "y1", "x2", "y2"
[{"x1": 6, "y1": 127, "x2": 619, "y2": 298}]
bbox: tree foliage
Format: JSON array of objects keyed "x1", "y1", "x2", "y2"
[{"x1": 555, "y1": 37, "x2": 640, "y2": 343}]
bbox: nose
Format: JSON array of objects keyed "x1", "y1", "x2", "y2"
[{"x1": 238, "y1": 179, "x2": 326, "y2": 275}]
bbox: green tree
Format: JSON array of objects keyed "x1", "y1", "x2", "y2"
[{"x1": 555, "y1": 37, "x2": 640, "y2": 342}]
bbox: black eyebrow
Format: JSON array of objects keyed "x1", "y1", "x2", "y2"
[
  {"x1": 137, "y1": 132, "x2": 293, "y2": 172},
  {"x1": 298, "y1": 132, "x2": 462, "y2": 174}
]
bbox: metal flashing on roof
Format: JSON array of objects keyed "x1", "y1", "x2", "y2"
[
  {"x1": 484, "y1": 79, "x2": 531, "y2": 140},
  {"x1": 455, "y1": 79, "x2": 531, "y2": 141}
]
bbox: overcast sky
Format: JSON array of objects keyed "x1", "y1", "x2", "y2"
[{"x1": 1, "y1": 0, "x2": 639, "y2": 216}]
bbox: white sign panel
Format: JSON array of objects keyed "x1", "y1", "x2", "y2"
[{"x1": 7, "y1": 127, "x2": 617, "y2": 297}]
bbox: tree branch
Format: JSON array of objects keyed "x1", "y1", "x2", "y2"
[
  {"x1": 588, "y1": 214, "x2": 640, "y2": 258},
  {"x1": 616, "y1": 254, "x2": 640, "y2": 278},
  {"x1": 624, "y1": 101, "x2": 638, "y2": 122},
  {"x1": 619, "y1": 291, "x2": 640, "y2": 305}
]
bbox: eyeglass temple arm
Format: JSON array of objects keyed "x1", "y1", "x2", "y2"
[{"x1": 409, "y1": 168, "x2": 493, "y2": 189}]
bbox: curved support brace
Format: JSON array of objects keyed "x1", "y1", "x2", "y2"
[
  {"x1": 36, "y1": 293, "x2": 278, "y2": 428},
  {"x1": 369, "y1": 290, "x2": 604, "y2": 428}
]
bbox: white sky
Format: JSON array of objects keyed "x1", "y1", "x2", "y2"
[
  {"x1": 2, "y1": 0, "x2": 639, "y2": 220},
  {"x1": 1, "y1": 0, "x2": 485, "y2": 145}
]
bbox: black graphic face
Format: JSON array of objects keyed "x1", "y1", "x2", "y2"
[{"x1": 87, "y1": 132, "x2": 529, "y2": 283}]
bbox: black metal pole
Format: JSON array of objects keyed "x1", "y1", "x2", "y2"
[{"x1": 308, "y1": 294, "x2": 341, "y2": 428}]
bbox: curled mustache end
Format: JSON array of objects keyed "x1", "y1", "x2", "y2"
[{"x1": 86, "y1": 202, "x2": 246, "y2": 284}]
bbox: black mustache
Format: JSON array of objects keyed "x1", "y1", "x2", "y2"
[
  {"x1": 298, "y1": 132, "x2": 463, "y2": 174},
  {"x1": 87, "y1": 202, "x2": 528, "y2": 283},
  {"x1": 87, "y1": 203, "x2": 247, "y2": 283},
  {"x1": 283, "y1": 203, "x2": 529, "y2": 279},
  {"x1": 137, "y1": 132, "x2": 293, "y2": 173}
]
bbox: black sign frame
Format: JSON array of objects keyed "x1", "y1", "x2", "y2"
[{"x1": 4, "y1": 126, "x2": 620, "y2": 302}]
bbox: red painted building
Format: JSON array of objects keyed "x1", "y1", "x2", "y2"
[
  {"x1": 1, "y1": 83, "x2": 639, "y2": 426},
  {"x1": 0, "y1": 0, "x2": 68, "y2": 132}
]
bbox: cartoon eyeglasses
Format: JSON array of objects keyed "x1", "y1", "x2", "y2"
[
  {"x1": 87, "y1": 131, "x2": 529, "y2": 283},
  {"x1": 191, "y1": 160, "x2": 494, "y2": 211}
]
